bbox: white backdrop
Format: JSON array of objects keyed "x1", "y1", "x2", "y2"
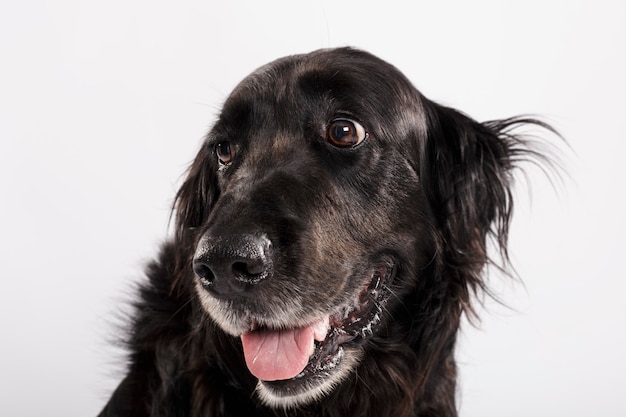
[{"x1": 1, "y1": 1, "x2": 624, "y2": 416}]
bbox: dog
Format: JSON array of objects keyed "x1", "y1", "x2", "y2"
[{"x1": 98, "y1": 47, "x2": 553, "y2": 417}]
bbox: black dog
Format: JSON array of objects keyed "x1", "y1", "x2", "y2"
[{"x1": 99, "y1": 47, "x2": 552, "y2": 417}]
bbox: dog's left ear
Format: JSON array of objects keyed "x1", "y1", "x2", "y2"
[
  {"x1": 173, "y1": 146, "x2": 219, "y2": 242},
  {"x1": 421, "y1": 103, "x2": 539, "y2": 287}
]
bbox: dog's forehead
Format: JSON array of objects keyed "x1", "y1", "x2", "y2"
[
  {"x1": 234, "y1": 48, "x2": 390, "y2": 96},
  {"x1": 224, "y1": 48, "x2": 417, "y2": 115},
  {"x1": 212, "y1": 48, "x2": 428, "y2": 150}
]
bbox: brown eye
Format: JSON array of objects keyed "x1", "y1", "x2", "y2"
[
  {"x1": 327, "y1": 119, "x2": 367, "y2": 148},
  {"x1": 215, "y1": 141, "x2": 234, "y2": 165}
]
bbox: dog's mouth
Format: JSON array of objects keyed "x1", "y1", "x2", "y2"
[{"x1": 239, "y1": 262, "x2": 396, "y2": 403}]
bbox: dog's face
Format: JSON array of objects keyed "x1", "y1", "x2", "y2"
[
  {"x1": 97, "y1": 46, "x2": 544, "y2": 417},
  {"x1": 183, "y1": 48, "x2": 438, "y2": 408}
]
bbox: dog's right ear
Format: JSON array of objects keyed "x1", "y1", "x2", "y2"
[{"x1": 173, "y1": 145, "x2": 219, "y2": 242}]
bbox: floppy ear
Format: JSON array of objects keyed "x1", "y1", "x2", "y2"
[
  {"x1": 173, "y1": 146, "x2": 219, "y2": 242},
  {"x1": 421, "y1": 102, "x2": 545, "y2": 298}
]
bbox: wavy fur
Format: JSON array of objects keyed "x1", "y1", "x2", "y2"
[{"x1": 99, "y1": 47, "x2": 555, "y2": 417}]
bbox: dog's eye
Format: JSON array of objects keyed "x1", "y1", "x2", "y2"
[
  {"x1": 327, "y1": 119, "x2": 367, "y2": 148},
  {"x1": 215, "y1": 141, "x2": 234, "y2": 165}
]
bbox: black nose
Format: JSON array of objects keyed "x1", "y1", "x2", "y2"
[{"x1": 192, "y1": 234, "x2": 272, "y2": 296}]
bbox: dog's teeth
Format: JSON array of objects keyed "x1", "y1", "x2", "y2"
[{"x1": 309, "y1": 340, "x2": 316, "y2": 357}]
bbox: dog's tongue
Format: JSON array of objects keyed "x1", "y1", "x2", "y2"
[{"x1": 241, "y1": 318, "x2": 328, "y2": 381}]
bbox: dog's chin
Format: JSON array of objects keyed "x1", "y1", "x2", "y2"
[
  {"x1": 255, "y1": 345, "x2": 363, "y2": 409},
  {"x1": 194, "y1": 262, "x2": 396, "y2": 409}
]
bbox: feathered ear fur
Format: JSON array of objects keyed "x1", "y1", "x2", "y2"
[
  {"x1": 173, "y1": 146, "x2": 219, "y2": 244},
  {"x1": 421, "y1": 102, "x2": 550, "y2": 313}
]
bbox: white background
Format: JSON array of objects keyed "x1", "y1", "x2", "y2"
[{"x1": 1, "y1": 1, "x2": 624, "y2": 416}]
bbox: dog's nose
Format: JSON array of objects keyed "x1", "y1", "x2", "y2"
[{"x1": 193, "y1": 234, "x2": 272, "y2": 295}]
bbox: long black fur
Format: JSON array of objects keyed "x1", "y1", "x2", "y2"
[{"x1": 99, "y1": 47, "x2": 554, "y2": 417}]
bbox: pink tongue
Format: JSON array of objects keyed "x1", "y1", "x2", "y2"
[{"x1": 241, "y1": 319, "x2": 328, "y2": 381}]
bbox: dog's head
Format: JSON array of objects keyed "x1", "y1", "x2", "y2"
[{"x1": 173, "y1": 47, "x2": 536, "y2": 409}]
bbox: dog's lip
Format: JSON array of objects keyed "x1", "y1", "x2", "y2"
[
  {"x1": 246, "y1": 262, "x2": 393, "y2": 340},
  {"x1": 329, "y1": 263, "x2": 391, "y2": 339},
  {"x1": 258, "y1": 260, "x2": 396, "y2": 387}
]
